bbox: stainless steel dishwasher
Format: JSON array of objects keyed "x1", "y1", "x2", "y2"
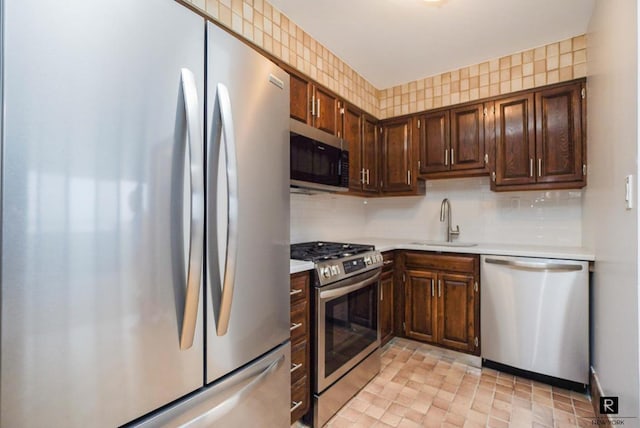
[{"x1": 481, "y1": 255, "x2": 589, "y2": 386}]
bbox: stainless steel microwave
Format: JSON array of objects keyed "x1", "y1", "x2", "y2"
[{"x1": 290, "y1": 119, "x2": 349, "y2": 192}]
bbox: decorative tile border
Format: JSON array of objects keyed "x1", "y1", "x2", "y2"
[
  {"x1": 183, "y1": 0, "x2": 586, "y2": 120},
  {"x1": 379, "y1": 36, "x2": 587, "y2": 118}
]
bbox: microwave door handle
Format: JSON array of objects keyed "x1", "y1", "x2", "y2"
[
  {"x1": 319, "y1": 271, "x2": 381, "y2": 300},
  {"x1": 213, "y1": 83, "x2": 239, "y2": 337},
  {"x1": 179, "y1": 68, "x2": 205, "y2": 350}
]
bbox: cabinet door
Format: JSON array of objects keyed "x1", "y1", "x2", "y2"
[
  {"x1": 313, "y1": 86, "x2": 338, "y2": 135},
  {"x1": 418, "y1": 111, "x2": 450, "y2": 174},
  {"x1": 535, "y1": 82, "x2": 583, "y2": 184},
  {"x1": 380, "y1": 269, "x2": 394, "y2": 346},
  {"x1": 404, "y1": 270, "x2": 437, "y2": 343},
  {"x1": 382, "y1": 119, "x2": 413, "y2": 192},
  {"x1": 362, "y1": 117, "x2": 380, "y2": 192},
  {"x1": 495, "y1": 93, "x2": 535, "y2": 186},
  {"x1": 342, "y1": 103, "x2": 363, "y2": 190},
  {"x1": 450, "y1": 103, "x2": 485, "y2": 171},
  {"x1": 290, "y1": 74, "x2": 311, "y2": 124},
  {"x1": 438, "y1": 273, "x2": 476, "y2": 353}
]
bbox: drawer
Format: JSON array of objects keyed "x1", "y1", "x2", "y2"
[
  {"x1": 290, "y1": 339, "x2": 308, "y2": 384},
  {"x1": 290, "y1": 272, "x2": 309, "y2": 305},
  {"x1": 290, "y1": 375, "x2": 309, "y2": 423},
  {"x1": 404, "y1": 251, "x2": 477, "y2": 274},
  {"x1": 290, "y1": 300, "x2": 308, "y2": 343}
]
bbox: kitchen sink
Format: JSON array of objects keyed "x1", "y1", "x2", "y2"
[{"x1": 409, "y1": 241, "x2": 478, "y2": 247}]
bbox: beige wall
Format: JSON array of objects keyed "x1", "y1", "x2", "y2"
[
  {"x1": 583, "y1": 0, "x2": 639, "y2": 419},
  {"x1": 182, "y1": 0, "x2": 585, "y2": 120}
]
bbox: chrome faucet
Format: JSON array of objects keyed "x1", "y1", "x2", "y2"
[{"x1": 440, "y1": 198, "x2": 460, "y2": 242}]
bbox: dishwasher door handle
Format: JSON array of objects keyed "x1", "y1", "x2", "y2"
[{"x1": 484, "y1": 257, "x2": 583, "y2": 272}]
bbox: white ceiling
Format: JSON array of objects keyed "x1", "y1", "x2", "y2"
[{"x1": 268, "y1": 0, "x2": 596, "y2": 88}]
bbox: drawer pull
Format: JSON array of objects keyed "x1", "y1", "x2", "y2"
[
  {"x1": 290, "y1": 362, "x2": 303, "y2": 373},
  {"x1": 290, "y1": 322, "x2": 303, "y2": 332},
  {"x1": 383, "y1": 260, "x2": 393, "y2": 266},
  {"x1": 289, "y1": 288, "x2": 303, "y2": 296},
  {"x1": 290, "y1": 400, "x2": 303, "y2": 413}
]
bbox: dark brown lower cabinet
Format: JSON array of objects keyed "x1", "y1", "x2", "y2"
[
  {"x1": 289, "y1": 272, "x2": 310, "y2": 423},
  {"x1": 380, "y1": 251, "x2": 395, "y2": 346},
  {"x1": 402, "y1": 252, "x2": 480, "y2": 355}
]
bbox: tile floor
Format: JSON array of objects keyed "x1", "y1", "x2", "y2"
[{"x1": 324, "y1": 338, "x2": 596, "y2": 428}]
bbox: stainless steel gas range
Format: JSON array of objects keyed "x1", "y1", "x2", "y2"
[{"x1": 290, "y1": 242, "x2": 383, "y2": 427}]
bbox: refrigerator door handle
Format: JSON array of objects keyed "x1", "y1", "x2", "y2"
[
  {"x1": 182, "y1": 354, "x2": 284, "y2": 426},
  {"x1": 214, "y1": 83, "x2": 239, "y2": 336},
  {"x1": 179, "y1": 68, "x2": 205, "y2": 350}
]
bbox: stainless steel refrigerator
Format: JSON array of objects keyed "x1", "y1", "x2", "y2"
[{"x1": 0, "y1": 0, "x2": 291, "y2": 427}]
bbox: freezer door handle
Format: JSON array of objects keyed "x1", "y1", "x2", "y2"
[
  {"x1": 182, "y1": 354, "x2": 284, "y2": 426},
  {"x1": 179, "y1": 68, "x2": 205, "y2": 351},
  {"x1": 484, "y1": 257, "x2": 583, "y2": 272},
  {"x1": 213, "y1": 83, "x2": 239, "y2": 337}
]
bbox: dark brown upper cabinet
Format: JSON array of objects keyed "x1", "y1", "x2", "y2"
[
  {"x1": 341, "y1": 102, "x2": 380, "y2": 194},
  {"x1": 450, "y1": 103, "x2": 486, "y2": 171},
  {"x1": 289, "y1": 72, "x2": 339, "y2": 136},
  {"x1": 418, "y1": 110, "x2": 450, "y2": 174},
  {"x1": 362, "y1": 115, "x2": 380, "y2": 193},
  {"x1": 341, "y1": 102, "x2": 363, "y2": 190},
  {"x1": 381, "y1": 118, "x2": 424, "y2": 195},
  {"x1": 535, "y1": 82, "x2": 584, "y2": 184},
  {"x1": 417, "y1": 103, "x2": 488, "y2": 179},
  {"x1": 494, "y1": 93, "x2": 536, "y2": 186},
  {"x1": 492, "y1": 79, "x2": 585, "y2": 191}
]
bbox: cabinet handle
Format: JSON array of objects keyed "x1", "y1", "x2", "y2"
[
  {"x1": 289, "y1": 288, "x2": 303, "y2": 296},
  {"x1": 438, "y1": 280, "x2": 441, "y2": 297},
  {"x1": 530, "y1": 158, "x2": 533, "y2": 177},
  {"x1": 360, "y1": 168, "x2": 365, "y2": 184},
  {"x1": 311, "y1": 95, "x2": 316, "y2": 117},
  {"x1": 431, "y1": 279, "x2": 435, "y2": 297},
  {"x1": 451, "y1": 149, "x2": 455, "y2": 165},
  {"x1": 380, "y1": 284, "x2": 383, "y2": 301},
  {"x1": 290, "y1": 362, "x2": 303, "y2": 373},
  {"x1": 317, "y1": 98, "x2": 321, "y2": 119},
  {"x1": 407, "y1": 170, "x2": 411, "y2": 185},
  {"x1": 291, "y1": 401, "x2": 303, "y2": 413},
  {"x1": 444, "y1": 149, "x2": 449, "y2": 166},
  {"x1": 538, "y1": 158, "x2": 542, "y2": 177},
  {"x1": 290, "y1": 322, "x2": 303, "y2": 332},
  {"x1": 366, "y1": 169, "x2": 370, "y2": 184}
]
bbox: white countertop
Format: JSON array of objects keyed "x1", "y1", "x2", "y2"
[
  {"x1": 290, "y1": 259, "x2": 315, "y2": 274},
  {"x1": 289, "y1": 238, "x2": 594, "y2": 274},
  {"x1": 344, "y1": 237, "x2": 596, "y2": 261}
]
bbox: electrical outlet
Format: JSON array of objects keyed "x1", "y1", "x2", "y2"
[{"x1": 625, "y1": 175, "x2": 633, "y2": 210}]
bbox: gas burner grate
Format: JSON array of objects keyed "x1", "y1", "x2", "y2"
[{"x1": 290, "y1": 241, "x2": 375, "y2": 262}]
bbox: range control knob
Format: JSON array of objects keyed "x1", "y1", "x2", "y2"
[
  {"x1": 321, "y1": 267, "x2": 331, "y2": 278},
  {"x1": 330, "y1": 265, "x2": 340, "y2": 275},
  {"x1": 364, "y1": 256, "x2": 372, "y2": 265}
]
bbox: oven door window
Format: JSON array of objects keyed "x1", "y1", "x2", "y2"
[{"x1": 323, "y1": 282, "x2": 378, "y2": 378}]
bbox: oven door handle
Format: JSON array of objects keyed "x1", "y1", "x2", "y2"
[{"x1": 318, "y1": 271, "x2": 381, "y2": 300}]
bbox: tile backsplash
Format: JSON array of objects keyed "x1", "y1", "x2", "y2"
[
  {"x1": 182, "y1": 0, "x2": 586, "y2": 120},
  {"x1": 365, "y1": 178, "x2": 582, "y2": 246},
  {"x1": 290, "y1": 193, "x2": 366, "y2": 244},
  {"x1": 291, "y1": 178, "x2": 582, "y2": 247}
]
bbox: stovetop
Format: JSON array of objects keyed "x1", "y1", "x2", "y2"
[
  {"x1": 290, "y1": 241, "x2": 375, "y2": 262},
  {"x1": 291, "y1": 241, "x2": 383, "y2": 286}
]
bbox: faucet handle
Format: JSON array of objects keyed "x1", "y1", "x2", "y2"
[{"x1": 450, "y1": 225, "x2": 460, "y2": 236}]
